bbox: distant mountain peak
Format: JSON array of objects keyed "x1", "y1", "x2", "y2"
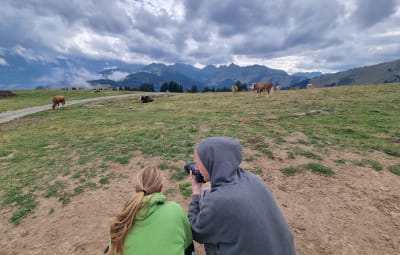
[{"x1": 292, "y1": 72, "x2": 323, "y2": 79}]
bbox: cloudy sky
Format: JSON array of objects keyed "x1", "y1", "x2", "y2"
[{"x1": 0, "y1": 0, "x2": 399, "y2": 74}]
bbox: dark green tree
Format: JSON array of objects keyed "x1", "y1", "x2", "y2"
[
  {"x1": 216, "y1": 87, "x2": 230, "y2": 92},
  {"x1": 187, "y1": 84, "x2": 199, "y2": 93},
  {"x1": 139, "y1": 83, "x2": 155, "y2": 92},
  {"x1": 235, "y1": 80, "x2": 248, "y2": 91},
  {"x1": 202, "y1": 86, "x2": 211, "y2": 92},
  {"x1": 160, "y1": 82, "x2": 168, "y2": 92},
  {"x1": 160, "y1": 81, "x2": 183, "y2": 92}
]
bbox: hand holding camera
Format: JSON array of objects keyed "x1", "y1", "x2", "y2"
[{"x1": 184, "y1": 161, "x2": 206, "y2": 183}]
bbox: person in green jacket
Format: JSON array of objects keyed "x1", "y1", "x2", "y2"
[{"x1": 106, "y1": 167, "x2": 193, "y2": 255}]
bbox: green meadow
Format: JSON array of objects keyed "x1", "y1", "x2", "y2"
[
  {"x1": 0, "y1": 89, "x2": 136, "y2": 112},
  {"x1": 0, "y1": 83, "x2": 399, "y2": 224}
]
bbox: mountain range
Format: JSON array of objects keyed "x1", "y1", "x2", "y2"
[
  {"x1": 88, "y1": 59, "x2": 400, "y2": 91},
  {"x1": 0, "y1": 49, "x2": 399, "y2": 90},
  {"x1": 89, "y1": 63, "x2": 315, "y2": 91}
]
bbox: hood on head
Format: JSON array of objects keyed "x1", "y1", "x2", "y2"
[{"x1": 195, "y1": 137, "x2": 242, "y2": 187}]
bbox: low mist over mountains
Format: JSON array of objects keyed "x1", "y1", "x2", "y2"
[
  {"x1": 0, "y1": 51, "x2": 142, "y2": 90},
  {"x1": 0, "y1": 52, "x2": 399, "y2": 90},
  {"x1": 89, "y1": 63, "x2": 308, "y2": 91}
]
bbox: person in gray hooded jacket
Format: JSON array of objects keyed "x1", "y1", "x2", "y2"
[{"x1": 188, "y1": 137, "x2": 296, "y2": 255}]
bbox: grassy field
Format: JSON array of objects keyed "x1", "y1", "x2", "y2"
[
  {"x1": 0, "y1": 90, "x2": 137, "y2": 112},
  {"x1": 0, "y1": 83, "x2": 399, "y2": 224}
]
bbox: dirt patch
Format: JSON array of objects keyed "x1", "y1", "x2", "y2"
[
  {"x1": 0, "y1": 116, "x2": 52, "y2": 131},
  {"x1": 246, "y1": 136, "x2": 265, "y2": 145},
  {"x1": 199, "y1": 124, "x2": 209, "y2": 133},
  {"x1": 0, "y1": 90, "x2": 16, "y2": 99},
  {"x1": 285, "y1": 132, "x2": 311, "y2": 143},
  {"x1": 1, "y1": 148, "x2": 399, "y2": 255},
  {"x1": 292, "y1": 109, "x2": 328, "y2": 118}
]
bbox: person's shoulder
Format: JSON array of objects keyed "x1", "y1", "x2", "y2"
[
  {"x1": 164, "y1": 200, "x2": 180, "y2": 206},
  {"x1": 242, "y1": 169, "x2": 265, "y2": 183},
  {"x1": 160, "y1": 201, "x2": 188, "y2": 220},
  {"x1": 203, "y1": 189, "x2": 230, "y2": 208},
  {"x1": 163, "y1": 200, "x2": 185, "y2": 211}
]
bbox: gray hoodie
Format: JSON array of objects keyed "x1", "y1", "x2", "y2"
[{"x1": 188, "y1": 137, "x2": 296, "y2": 255}]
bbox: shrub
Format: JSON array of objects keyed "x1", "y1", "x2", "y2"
[
  {"x1": 305, "y1": 162, "x2": 335, "y2": 176},
  {"x1": 388, "y1": 165, "x2": 400, "y2": 175},
  {"x1": 291, "y1": 147, "x2": 323, "y2": 160},
  {"x1": 179, "y1": 182, "x2": 192, "y2": 198},
  {"x1": 281, "y1": 166, "x2": 301, "y2": 175},
  {"x1": 171, "y1": 170, "x2": 186, "y2": 181},
  {"x1": 251, "y1": 166, "x2": 263, "y2": 175}
]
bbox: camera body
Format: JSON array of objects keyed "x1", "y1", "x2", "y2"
[{"x1": 184, "y1": 161, "x2": 206, "y2": 183}]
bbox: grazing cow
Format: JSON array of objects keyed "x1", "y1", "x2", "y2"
[
  {"x1": 276, "y1": 85, "x2": 281, "y2": 91},
  {"x1": 140, "y1": 95, "x2": 154, "y2": 103},
  {"x1": 253, "y1": 82, "x2": 274, "y2": 97},
  {"x1": 52, "y1": 95, "x2": 65, "y2": 110},
  {"x1": 307, "y1": 83, "x2": 313, "y2": 89},
  {"x1": 231, "y1": 85, "x2": 239, "y2": 95}
]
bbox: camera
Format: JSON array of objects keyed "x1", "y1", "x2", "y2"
[{"x1": 184, "y1": 161, "x2": 206, "y2": 183}]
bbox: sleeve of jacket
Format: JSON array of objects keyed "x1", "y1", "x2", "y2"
[
  {"x1": 188, "y1": 194, "x2": 229, "y2": 244},
  {"x1": 181, "y1": 207, "x2": 193, "y2": 249}
]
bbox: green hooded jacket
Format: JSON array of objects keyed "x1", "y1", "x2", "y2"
[{"x1": 123, "y1": 193, "x2": 192, "y2": 255}]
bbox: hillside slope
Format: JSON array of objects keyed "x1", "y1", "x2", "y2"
[{"x1": 309, "y1": 59, "x2": 400, "y2": 87}]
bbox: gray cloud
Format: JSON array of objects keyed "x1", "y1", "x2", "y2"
[
  {"x1": 9, "y1": 0, "x2": 132, "y2": 34},
  {"x1": 352, "y1": 0, "x2": 398, "y2": 28},
  {"x1": 0, "y1": 0, "x2": 399, "y2": 74}
]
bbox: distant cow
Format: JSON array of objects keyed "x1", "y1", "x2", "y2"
[
  {"x1": 253, "y1": 82, "x2": 274, "y2": 97},
  {"x1": 307, "y1": 83, "x2": 313, "y2": 89},
  {"x1": 52, "y1": 95, "x2": 65, "y2": 110},
  {"x1": 140, "y1": 95, "x2": 154, "y2": 103},
  {"x1": 231, "y1": 85, "x2": 238, "y2": 95}
]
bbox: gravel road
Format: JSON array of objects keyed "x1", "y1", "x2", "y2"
[{"x1": 0, "y1": 94, "x2": 142, "y2": 124}]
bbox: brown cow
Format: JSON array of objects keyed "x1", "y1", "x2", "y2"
[
  {"x1": 231, "y1": 85, "x2": 238, "y2": 95},
  {"x1": 254, "y1": 82, "x2": 274, "y2": 97},
  {"x1": 52, "y1": 95, "x2": 65, "y2": 109}
]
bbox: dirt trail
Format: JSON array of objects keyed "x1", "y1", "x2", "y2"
[{"x1": 0, "y1": 94, "x2": 144, "y2": 124}]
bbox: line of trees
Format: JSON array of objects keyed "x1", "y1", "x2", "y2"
[
  {"x1": 198, "y1": 81, "x2": 249, "y2": 93},
  {"x1": 114, "y1": 83, "x2": 155, "y2": 92},
  {"x1": 116, "y1": 80, "x2": 250, "y2": 93},
  {"x1": 160, "y1": 81, "x2": 183, "y2": 92}
]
